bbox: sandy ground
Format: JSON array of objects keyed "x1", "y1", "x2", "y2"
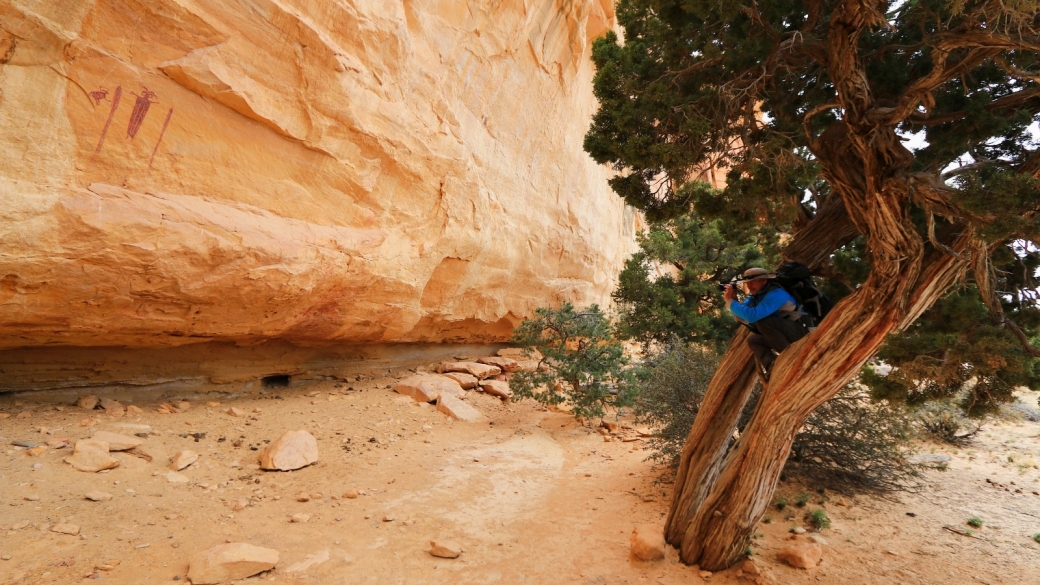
[{"x1": 1, "y1": 373, "x2": 1039, "y2": 585}]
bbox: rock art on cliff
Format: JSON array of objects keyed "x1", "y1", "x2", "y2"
[{"x1": 0, "y1": 0, "x2": 638, "y2": 376}]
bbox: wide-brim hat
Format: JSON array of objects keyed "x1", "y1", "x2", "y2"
[{"x1": 743, "y1": 267, "x2": 773, "y2": 280}]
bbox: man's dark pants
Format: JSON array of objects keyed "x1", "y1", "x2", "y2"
[{"x1": 748, "y1": 315, "x2": 807, "y2": 374}]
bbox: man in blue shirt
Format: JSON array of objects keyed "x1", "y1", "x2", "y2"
[{"x1": 723, "y1": 267, "x2": 808, "y2": 380}]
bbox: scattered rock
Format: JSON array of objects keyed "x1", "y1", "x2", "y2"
[
  {"x1": 99, "y1": 398, "x2": 126, "y2": 417},
  {"x1": 47, "y1": 438, "x2": 69, "y2": 449},
  {"x1": 285, "y1": 549, "x2": 330, "y2": 573},
  {"x1": 630, "y1": 524, "x2": 666, "y2": 561},
  {"x1": 476, "y1": 356, "x2": 520, "y2": 372},
  {"x1": 85, "y1": 491, "x2": 113, "y2": 502},
  {"x1": 290, "y1": 513, "x2": 311, "y2": 523},
  {"x1": 441, "y1": 372, "x2": 479, "y2": 389},
  {"x1": 187, "y1": 543, "x2": 279, "y2": 585},
  {"x1": 478, "y1": 380, "x2": 512, "y2": 401},
  {"x1": 436, "y1": 394, "x2": 484, "y2": 422},
  {"x1": 77, "y1": 396, "x2": 100, "y2": 410},
  {"x1": 776, "y1": 542, "x2": 823, "y2": 569},
  {"x1": 440, "y1": 361, "x2": 501, "y2": 379},
  {"x1": 26, "y1": 446, "x2": 47, "y2": 457},
  {"x1": 226, "y1": 407, "x2": 245, "y2": 417},
  {"x1": 23, "y1": 495, "x2": 39, "y2": 501},
  {"x1": 808, "y1": 535, "x2": 827, "y2": 545},
  {"x1": 394, "y1": 374, "x2": 464, "y2": 403},
  {"x1": 166, "y1": 471, "x2": 190, "y2": 484},
  {"x1": 231, "y1": 498, "x2": 250, "y2": 511},
  {"x1": 50, "y1": 524, "x2": 80, "y2": 535},
  {"x1": 64, "y1": 439, "x2": 120, "y2": 472},
  {"x1": 296, "y1": 492, "x2": 311, "y2": 502},
  {"x1": 429, "y1": 540, "x2": 462, "y2": 559},
  {"x1": 170, "y1": 450, "x2": 200, "y2": 471},
  {"x1": 259, "y1": 430, "x2": 319, "y2": 471},
  {"x1": 176, "y1": 401, "x2": 191, "y2": 411},
  {"x1": 699, "y1": 570, "x2": 712, "y2": 579},
  {"x1": 126, "y1": 405, "x2": 143, "y2": 415},
  {"x1": 791, "y1": 526, "x2": 807, "y2": 534},
  {"x1": 91, "y1": 431, "x2": 143, "y2": 451},
  {"x1": 382, "y1": 515, "x2": 395, "y2": 522},
  {"x1": 909, "y1": 454, "x2": 952, "y2": 468},
  {"x1": 342, "y1": 490, "x2": 359, "y2": 499}
]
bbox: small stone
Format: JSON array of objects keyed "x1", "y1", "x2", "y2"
[
  {"x1": 476, "y1": 356, "x2": 521, "y2": 372},
  {"x1": 126, "y1": 405, "x2": 143, "y2": 415},
  {"x1": 1, "y1": 555, "x2": 10, "y2": 560},
  {"x1": 630, "y1": 524, "x2": 665, "y2": 561},
  {"x1": 85, "y1": 491, "x2": 113, "y2": 502},
  {"x1": 166, "y1": 471, "x2": 190, "y2": 484},
  {"x1": 231, "y1": 499, "x2": 249, "y2": 511},
  {"x1": 186, "y1": 543, "x2": 279, "y2": 585},
  {"x1": 170, "y1": 450, "x2": 200, "y2": 471},
  {"x1": 91, "y1": 431, "x2": 143, "y2": 451},
  {"x1": 791, "y1": 526, "x2": 807, "y2": 534},
  {"x1": 699, "y1": 570, "x2": 712, "y2": 578},
  {"x1": 436, "y1": 394, "x2": 483, "y2": 422},
  {"x1": 100, "y1": 399, "x2": 126, "y2": 417},
  {"x1": 290, "y1": 513, "x2": 311, "y2": 523},
  {"x1": 382, "y1": 515, "x2": 395, "y2": 522},
  {"x1": 808, "y1": 535, "x2": 827, "y2": 545},
  {"x1": 47, "y1": 438, "x2": 69, "y2": 449},
  {"x1": 77, "y1": 396, "x2": 100, "y2": 410},
  {"x1": 50, "y1": 524, "x2": 80, "y2": 536},
  {"x1": 478, "y1": 380, "x2": 512, "y2": 401},
  {"x1": 429, "y1": 540, "x2": 462, "y2": 559},
  {"x1": 296, "y1": 492, "x2": 311, "y2": 502},
  {"x1": 226, "y1": 407, "x2": 245, "y2": 417},
  {"x1": 343, "y1": 490, "x2": 359, "y2": 499},
  {"x1": 259, "y1": 430, "x2": 319, "y2": 471},
  {"x1": 776, "y1": 542, "x2": 823, "y2": 569},
  {"x1": 26, "y1": 446, "x2": 47, "y2": 457},
  {"x1": 23, "y1": 494, "x2": 39, "y2": 501},
  {"x1": 176, "y1": 401, "x2": 191, "y2": 411}
]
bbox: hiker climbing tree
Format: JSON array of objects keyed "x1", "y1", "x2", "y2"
[{"x1": 585, "y1": 0, "x2": 1040, "y2": 570}]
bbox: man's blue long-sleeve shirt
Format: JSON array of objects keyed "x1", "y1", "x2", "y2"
[{"x1": 728, "y1": 287, "x2": 798, "y2": 324}]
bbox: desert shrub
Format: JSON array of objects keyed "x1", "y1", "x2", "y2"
[
  {"x1": 637, "y1": 342, "x2": 919, "y2": 492},
  {"x1": 967, "y1": 517, "x2": 984, "y2": 528},
  {"x1": 808, "y1": 509, "x2": 831, "y2": 531},
  {"x1": 786, "y1": 386, "x2": 920, "y2": 493},
  {"x1": 632, "y1": 340, "x2": 719, "y2": 465},
  {"x1": 917, "y1": 402, "x2": 983, "y2": 444},
  {"x1": 508, "y1": 302, "x2": 637, "y2": 421}
]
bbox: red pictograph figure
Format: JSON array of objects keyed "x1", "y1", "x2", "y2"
[
  {"x1": 148, "y1": 107, "x2": 174, "y2": 168},
  {"x1": 126, "y1": 86, "x2": 158, "y2": 140},
  {"x1": 94, "y1": 85, "x2": 122, "y2": 155},
  {"x1": 89, "y1": 87, "x2": 110, "y2": 105}
]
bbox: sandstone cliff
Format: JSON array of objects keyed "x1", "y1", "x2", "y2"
[{"x1": 0, "y1": 0, "x2": 636, "y2": 357}]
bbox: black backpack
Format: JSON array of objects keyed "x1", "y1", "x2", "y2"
[{"x1": 773, "y1": 261, "x2": 832, "y2": 328}]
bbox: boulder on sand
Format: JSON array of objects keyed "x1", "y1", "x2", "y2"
[
  {"x1": 64, "y1": 439, "x2": 120, "y2": 472},
  {"x1": 187, "y1": 543, "x2": 279, "y2": 584},
  {"x1": 436, "y1": 394, "x2": 483, "y2": 422},
  {"x1": 259, "y1": 430, "x2": 319, "y2": 471},
  {"x1": 394, "y1": 374, "x2": 464, "y2": 402},
  {"x1": 439, "y1": 361, "x2": 501, "y2": 379}
]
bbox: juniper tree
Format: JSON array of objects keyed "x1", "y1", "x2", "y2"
[{"x1": 586, "y1": 0, "x2": 1040, "y2": 570}]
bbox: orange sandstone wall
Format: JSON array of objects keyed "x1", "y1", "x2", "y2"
[{"x1": 0, "y1": 0, "x2": 636, "y2": 353}]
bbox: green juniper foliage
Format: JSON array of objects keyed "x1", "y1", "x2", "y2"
[
  {"x1": 613, "y1": 214, "x2": 780, "y2": 352},
  {"x1": 508, "y1": 303, "x2": 636, "y2": 421}
]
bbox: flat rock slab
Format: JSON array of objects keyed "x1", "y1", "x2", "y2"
[
  {"x1": 630, "y1": 524, "x2": 665, "y2": 561},
  {"x1": 85, "y1": 491, "x2": 113, "y2": 502},
  {"x1": 476, "y1": 356, "x2": 520, "y2": 372},
  {"x1": 440, "y1": 361, "x2": 501, "y2": 379},
  {"x1": 259, "y1": 430, "x2": 319, "y2": 471},
  {"x1": 441, "y1": 372, "x2": 478, "y2": 389},
  {"x1": 170, "y1": 450, "x2": 200, "y2": 471},
  {"x1": 776, "y1": 542, "x2": 823, "y2": 569},
  {"x1": 429, "y1": 540, "x2": 462, "y2": 559},
  {"x1": 50, "y1": 524, "x2": 80, "y2": 536},
  {"x1": 394, "y1": 374, "x2": 464, "y2": 403},
  {"x1": 187, "y1": 542, "x2": 279, "y2": 585},
  {"x1": 65, "y1": 439, "x2": 120, "y2": 472},
  {"x1": 479, "y1": 380, "x2": 512, "y2": 401},
  {"x1": 436, "y1": 394, "x2": 483, "y2": 422},
  {"x1": 92, "y1": 431, "x2": 143, "y2": 451}
]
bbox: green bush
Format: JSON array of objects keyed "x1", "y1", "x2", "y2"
[
  {"x1": 808, "y1": 509, "x2": 831, "y2": 531},
  {"x1": 967, "y1": 517, "x2": 984, "y2": 528},
  {"x1": 508, "y1": 303, "x2": 636, "y2": 421},
  {"x1": 636, "y1": 342, "x2": 920, "y2": 492}
]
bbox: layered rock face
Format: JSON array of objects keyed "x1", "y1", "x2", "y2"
[{"x1": 0, "y1": 0, "x2": 636, "y2": 354}]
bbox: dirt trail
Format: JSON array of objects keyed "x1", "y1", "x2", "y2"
[{"x1": 1, "y1": 378, "x2": 1039, "y2": 584}]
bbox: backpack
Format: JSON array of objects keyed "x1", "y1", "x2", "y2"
[{"x1": 773, "y1": 261, "x2": 832, "y2": 328}]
